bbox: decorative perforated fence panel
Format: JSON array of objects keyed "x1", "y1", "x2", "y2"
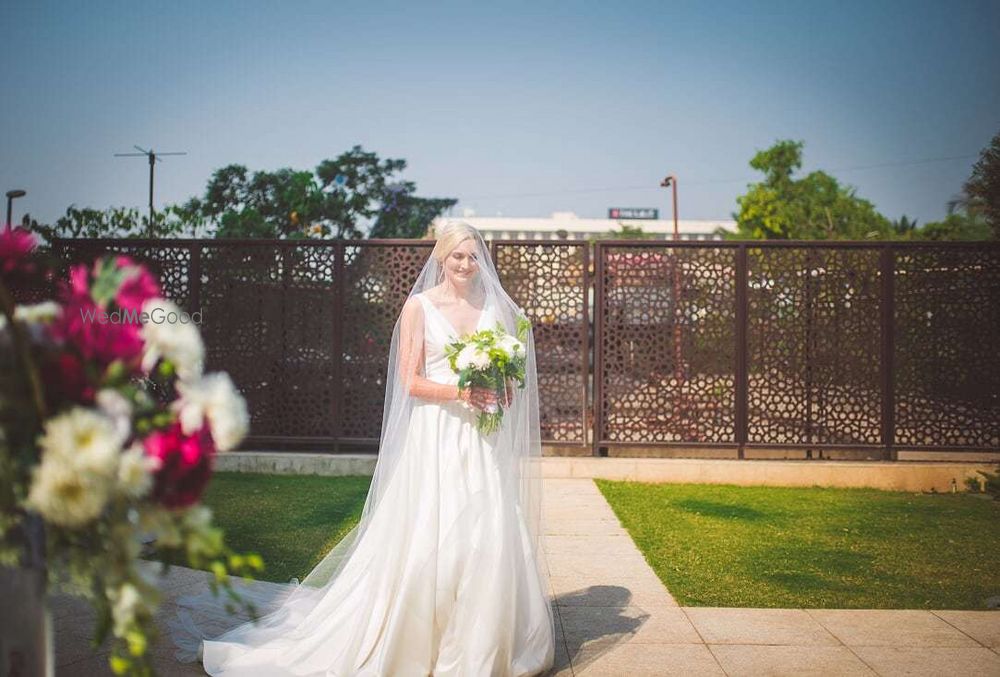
[
  {"x1": 593, "y1": 241, "x2": 1000, "y2": 457},
  {"x1": 16, "y1": 238, "x2": 998, "y2": 455},
  {"x1": 32, "y1": 239, "x2": 590, "y2": 451},
  {"x1": 492, "y1": 242, "x2": 590, "y2": 444}
]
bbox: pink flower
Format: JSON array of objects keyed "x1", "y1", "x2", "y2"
[
  {"x1": 67, "y1": 263, "x2": 90, "y2": 298},
  {"x1": 48, "y1": 259, "x2": 148, "y2": 374},
  {"x1": 143, "y1": 423, "x2": 215, "y2": 508},
  {"x1": 48, "y1": 296, "x2": 144, "y2": 371},
  {"x1": 111, "y1": 256, "x2": 161, "y2": 313},
  {"x1": 0, "y1": 224, "x2": 38, "y2": 279}
]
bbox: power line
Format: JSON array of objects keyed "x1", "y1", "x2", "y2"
[{"x1": 458, "y1": 152, "x2": 979, "y2": 202}]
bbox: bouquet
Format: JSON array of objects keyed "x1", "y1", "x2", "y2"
[
  {"x1": 0, "y1": 224, "x2": 261, "y2": 675},
  {"x1": 443, "y1": 314, "x2": 531, "y2": 434}
]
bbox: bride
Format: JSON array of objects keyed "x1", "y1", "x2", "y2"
[{"x1": 170, "y1": 221, "x2": 556, "y2": 676}]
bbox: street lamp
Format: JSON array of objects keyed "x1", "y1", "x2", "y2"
[
  {"x1": 5, "y1": 189, "x2": 26, "y2": 226},
  {"x1": 659, "y1": 174, "x2": 679, "y2": 240},
  {"x1": 660, "y1": 174, "x2": 688, "y2": 433}
]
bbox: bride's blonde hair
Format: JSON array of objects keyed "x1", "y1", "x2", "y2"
[{"x1": 431, "y1": 221, "x2": 478, "y2": 264}]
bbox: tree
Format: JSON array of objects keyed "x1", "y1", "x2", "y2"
[
  {"x1": 914, "y1": 212, "x2": 991, "y2": 241},
  {"x1": 892, "y1": 215, "x2": 919, "y2": 237},
  {"x1": 26, "y1": 204, "x2": 207, "y2": 243},
  {"x1": 958, "y1": 129, "x2": 1000, "y2": 239},
  {"x1": 728, "y1": 140, "x2": 893, "y2": 240},
  {"x1": 370, "y1": 186, "x2": 457, "y2": 239},
  {"x1": 184, "y1": 145, "x2": 456, "y2": 239},
  {"x1": 586, "y1": 222, "x2": 657, "y2": 245}
]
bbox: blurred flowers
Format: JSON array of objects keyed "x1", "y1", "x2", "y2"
[{"x1": 0, "y1": 229, "x2": 261, "y2": 675}]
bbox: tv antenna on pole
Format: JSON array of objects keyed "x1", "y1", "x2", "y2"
[{"x1": 114, "y1": 145, "x2": 187, "y2": 221}]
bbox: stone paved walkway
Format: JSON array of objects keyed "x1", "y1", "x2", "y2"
[{"x1": 52, "y1": 478, "x2": 1000, "y2": 676}]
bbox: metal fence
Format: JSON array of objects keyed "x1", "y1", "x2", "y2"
[
  {"x1": 25, "y1": 238, "x2": 1000, "y2": 457},
  {"x1": 593, "y1": 241, "x2": 1000, "y2": 458}
]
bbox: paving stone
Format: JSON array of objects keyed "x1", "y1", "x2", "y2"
[
  {"x1": 684, "y1": 608, "x2": 841, "y2": 646},
  {"x1": 850, "y1": 646, "x2": 1000, "y2": 676},
  {"x1": 807, "y1": 609, "x2": 982, "y2": 647},
  {"x1": 708, "y1": 644, "x2": 878, "y2": 676}
]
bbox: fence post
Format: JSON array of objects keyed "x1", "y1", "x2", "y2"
[
  {"x1": 735, "y1": 245, "x2": 748, "y2": 459},
  {"x1": 330, "y1": 243, "x2": 345, "y2": 454},
  {"x1": 582, "y1": 243, "x2": 591, "y2": 452},
  {"x1": 189, "y1": 242, "x2": 201, "y2": 314},
  {"x1": 880, "y1": 245, "x2": 896, "y2": 461},
  {"x1": 592, "y1": 242, "x2": 605, "y2": 457}
]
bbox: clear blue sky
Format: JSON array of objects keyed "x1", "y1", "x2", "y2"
[{"x1": 2, "y1": 0, "x2": 998, "y2": 229}]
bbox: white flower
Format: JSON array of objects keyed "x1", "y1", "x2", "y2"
[
  {"x1": 499, "y1": 335, "x2": 524, "y2": 356},
  {"x1": 140, "y1": 298, "x2": 205, "y2": 381},
  {"x1": 117, "y1": 443, "x2": 159, "y2": 500},
  {"x1": 456, "y1": 345, "x2": 478, "y2": 371},
  {"x1": 172, "y1": 373, "x2": 249, "y2": 452},
  {"x1": 39, "y1": 407, "x2": 122, "y2": 478},
  {"x1": 109, "y1": 582, "x2": 143, "y2": 636},
  {"x1": 26, "y1": 458, "x2": 111, "y2": 528},
  {"x1": 95, "y1": 389, "x2": 133, "y2": 445},
  {"x1": 470, "y1": 348, "x2": 491, "y2": 370},
  {"x1": 18, "y1": 301, "x2": 61, "y2": 324},
  {"x1": 0, "y1": 302, "x2": 63, "y2": 343},
  {"x1": 25, "y1": 408, "x2": 124, "y2": 527}
]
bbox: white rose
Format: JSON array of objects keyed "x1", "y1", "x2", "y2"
[
  {"x1": 140, "y1": 298, "x2": 205, "y2": 381},
  {"x1": 172, "y1": 372, "x2": 249, "y2": 452}
]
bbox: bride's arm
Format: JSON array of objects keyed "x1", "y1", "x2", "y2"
[{"x1": 398, "y1": 296, "x2": 461, "y2": 403}]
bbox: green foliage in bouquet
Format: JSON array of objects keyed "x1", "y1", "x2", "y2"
[{"x1": 443, "y1": 314, "x2": 531, "y2": 435}]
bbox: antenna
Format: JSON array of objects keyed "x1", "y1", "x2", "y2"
[{"x1": 114, "y1": 145, "x2": 187, "y2": 222}]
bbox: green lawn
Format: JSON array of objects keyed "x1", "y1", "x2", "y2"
[
  {"x1": 155, "y1": 472, "x2": 370, "y2": 583},
  {"x1": 595, "y1": 479, "x2": 1000, "y2": 610}
]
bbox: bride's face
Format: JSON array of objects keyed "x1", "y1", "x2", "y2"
[{"x1": 443, "y1": 239, "x2": 480, "y2": 285}]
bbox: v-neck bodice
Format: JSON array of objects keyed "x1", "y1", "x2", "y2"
[{"x1": 416, "y1": 292, "x2": 492, "y2": 384}]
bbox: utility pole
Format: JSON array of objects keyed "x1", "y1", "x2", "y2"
[{"x1": 114, "y1": 146, "x2": 187, "y2": 227}]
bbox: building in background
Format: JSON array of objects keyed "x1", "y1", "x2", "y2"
[{"x1": 430, "y1": 211, "x2": 737, "y2": 240}]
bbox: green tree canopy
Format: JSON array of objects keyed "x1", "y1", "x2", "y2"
[
  {"x1": 727, "y1": 140, "x2": 893, "y2": 240},
  {"x1": 27, "y1": 203, "x2": 207, "y2": 242},
  {"x1": 959, "y1": 128, "x2": 1000, "y2": 239},
  {"x1": 182, "y1": 145, "x2": 455, "y2": 239}
]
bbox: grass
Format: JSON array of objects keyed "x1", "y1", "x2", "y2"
[
  {"x1": 594, "y1": 479, "x2": 1000, "y2": 610},
  {"x1": 153, "y1": 472, "x2": 370, "y2": 583}
]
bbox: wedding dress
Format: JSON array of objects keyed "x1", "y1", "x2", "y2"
[{"x1": 170, "y1": 223, "x2": 555, "y2": 676}]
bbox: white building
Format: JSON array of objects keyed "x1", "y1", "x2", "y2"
[{"x1": 430, "y1": 211, "x2": 737, "y2": 241}]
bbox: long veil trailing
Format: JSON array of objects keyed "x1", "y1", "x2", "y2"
[{"x1": 168, "y1": 222, "x2": 551, "y2": 672}]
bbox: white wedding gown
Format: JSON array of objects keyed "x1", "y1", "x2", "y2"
[{"x1": 196, "y1": 291, "x2": 555, "y2": 676}]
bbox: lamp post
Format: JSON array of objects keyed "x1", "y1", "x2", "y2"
[
  {"x1": 5, "y1": 189, "x2": 26, "y2": 226},
  {"x1": 660, "y1": 174, "x2": 679, "y2": 241},
  {"x1": 660, "y1": 174, "x2": 690, "y2": 436}
]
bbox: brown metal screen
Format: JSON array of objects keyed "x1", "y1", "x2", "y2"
[
  {"x1": 17, "y1": 238, "x2": 998, "y2": 455},
  {"x1": 593, "y1": 241, "x2": 1000, "y2": 457},
  {"x1": 34, "y1": 239, "x2": 590, "y2": 451}
]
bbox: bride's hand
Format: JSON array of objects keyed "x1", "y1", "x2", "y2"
[
  {"x1": 459, "y1": 386, "x2": 498, "y2": 411},
  {"x1": 502, "y1": 378, "x2": 515, "y2": 407}
]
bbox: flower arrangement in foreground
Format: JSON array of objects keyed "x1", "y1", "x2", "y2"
[
  {"x1": 0, "y1": 224, "x2": 261, "y2": 675},
  {"x1": 444, "y1": 314, "x2": 531, "y2": 434}
]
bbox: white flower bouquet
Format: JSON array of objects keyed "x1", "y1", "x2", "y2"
[
  {"x1": 443, "y1": 314, "x2": 531, "y2": 434},
  {"x1": 0, "y1": 225, "x2": 261, "y2": 675}
]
